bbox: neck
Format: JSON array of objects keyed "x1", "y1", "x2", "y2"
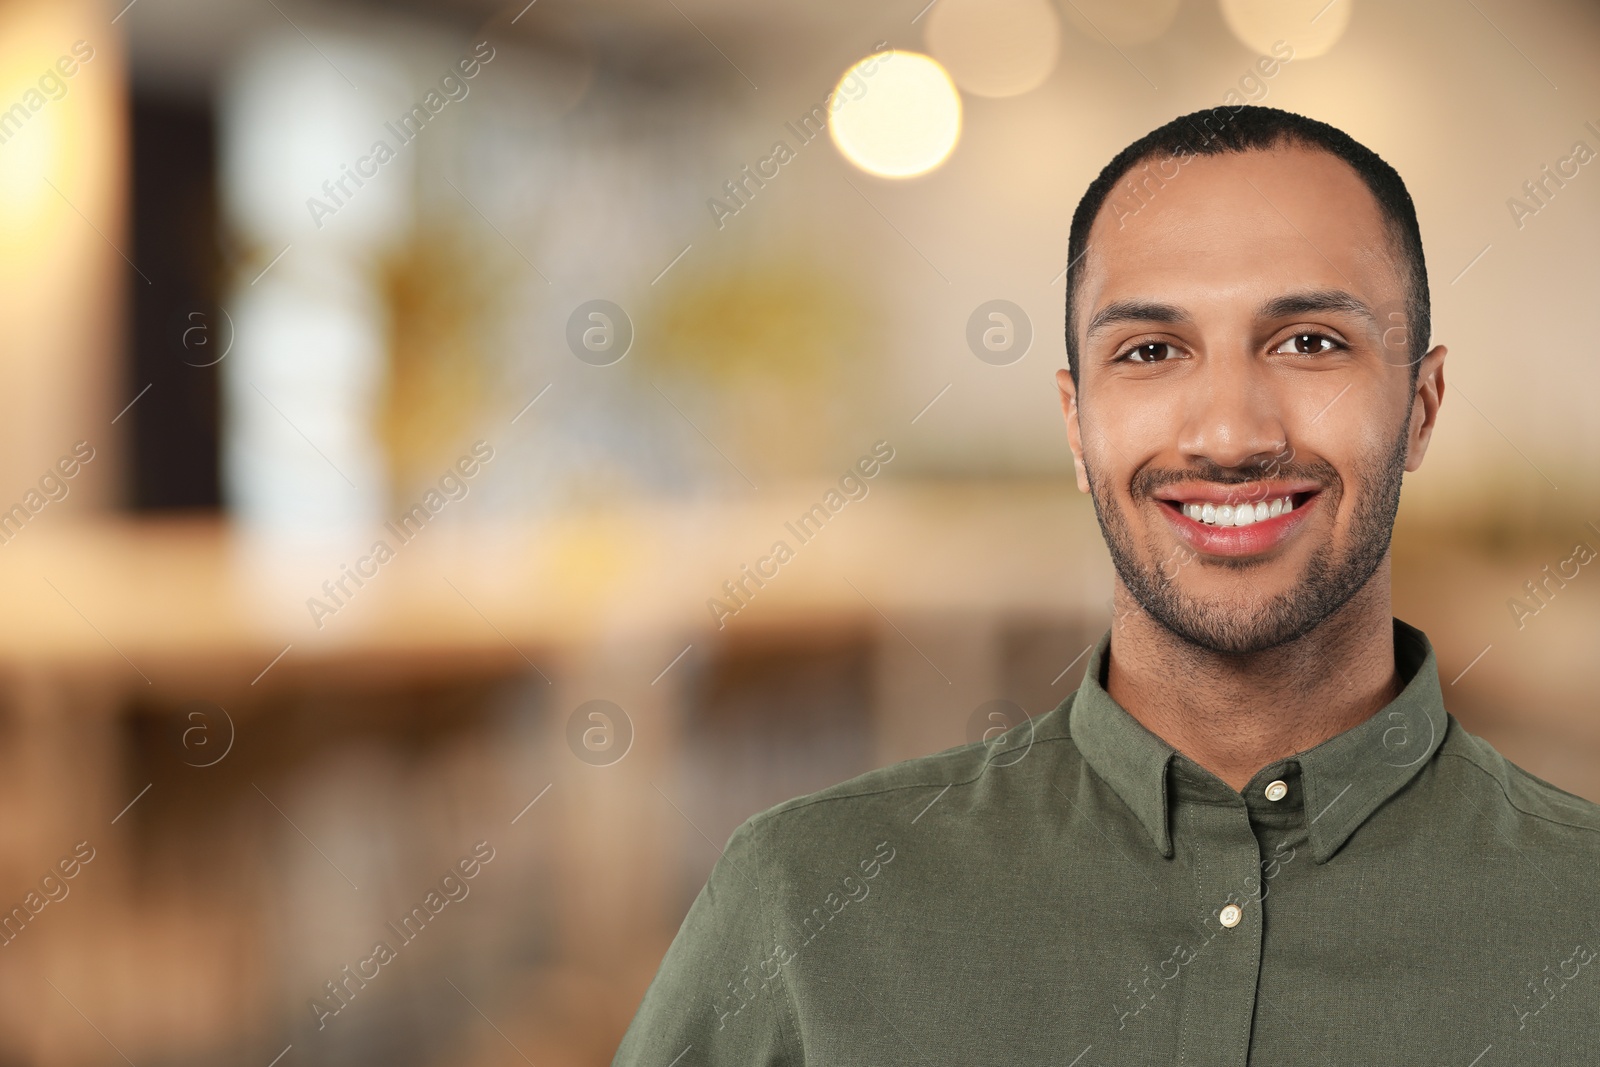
[{"x1": 1104, "y1": 561, "x2": 1402, "y2": 792}]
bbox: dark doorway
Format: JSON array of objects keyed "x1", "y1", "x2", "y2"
[{"x1": 127, "y1": 94, "x2": 222, "y2": 510}]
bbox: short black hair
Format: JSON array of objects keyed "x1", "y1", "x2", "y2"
[{"x1": 1063, "y1": 105, "x2": 1429, "y2": 386}]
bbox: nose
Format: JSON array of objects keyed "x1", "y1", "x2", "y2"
[{"x1": 1175, "y1": 351, "x2": 1288, "y2": 472}]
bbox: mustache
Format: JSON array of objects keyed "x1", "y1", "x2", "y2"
[{"x1": 1131, "y1": 456, "x2": 1340, "y2": 498}]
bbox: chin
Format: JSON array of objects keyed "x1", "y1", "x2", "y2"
[
  {"x1": 1157, "y1": 611, "x2": 1321, "y2": 656},
  {"x1": 1127, "y1": 561, "x2": 1340, "y2": 655},
  {"x1": 1134, "y1": 549, "x2": 1385, "y2": 656}
]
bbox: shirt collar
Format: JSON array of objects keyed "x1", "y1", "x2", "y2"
[{"x1": 1067, "y1": 618, "x2": 1448, "y2": 864}]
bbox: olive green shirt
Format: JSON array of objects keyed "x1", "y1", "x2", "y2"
[{"x1": 614, "y1": 620, "x2": 1600, "y2": 1065}]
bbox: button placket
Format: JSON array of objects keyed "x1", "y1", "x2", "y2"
[{"x1": 1173, "y1": 797, "x2": 1266, "y2": 1066}]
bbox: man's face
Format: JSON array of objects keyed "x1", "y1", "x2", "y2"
[{"x1": 1058, "y1": 145, "x2": 1446, "y2": 655}]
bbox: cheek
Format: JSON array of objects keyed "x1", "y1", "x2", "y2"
[
  {"x1": 1288, "y1": 376, "x2": 1398, "y2": 461},
  {"x1": 1280, "y1": 382, "x2": 1402, "y2": 523},
  {"x1": 1080, "y1": 389, "x2": 1184, "y2": 485}
]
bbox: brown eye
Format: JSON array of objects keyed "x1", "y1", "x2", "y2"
[
  {"x1": 1125, "y1": 342, "x2": 1174, "y2": 363},
  {"x1": 1275, "y1": 333, "x2": 1339, "y2": 355}
]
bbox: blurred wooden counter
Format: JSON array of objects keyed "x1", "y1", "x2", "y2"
[
  {"x1": 0, "y1": 483, "x2": 1592, "y2": 781},
  {"x1": 0, "y1": 481, "x2": 1113, "y2": 692}
]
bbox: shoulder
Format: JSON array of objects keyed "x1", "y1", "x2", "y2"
[
  {"x1": 1435, "y1": 714, "x2": 1600, "y2": 843},
  {"x1": 734, "y1": 702, "x2": 1077, "y2": 858},
  {"x1": 741, "y1": 738, "x2": 990, "y2": 852}
]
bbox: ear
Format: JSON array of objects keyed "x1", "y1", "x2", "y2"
[
  {"x1": 1055, "y1": 368, "x2": 1091, "y2": 493},
  {"x1": 1404, "y1": 344, "x2": 1447, "y2": 472}
]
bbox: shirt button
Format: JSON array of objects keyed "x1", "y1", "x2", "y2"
[
  {"x1": 1264, "y1": 780, "x2": 1288, "y2": 802},
  {"x1": 1219, "y1": 904, "x2": 1243, "y2": 928}
]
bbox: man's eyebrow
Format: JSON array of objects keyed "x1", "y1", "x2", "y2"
[
  {"x1": 1259, "y1": 289, "x2": 1378, "y2": 326},
  {"x1": 1084, "y1": 300, "x2": 1193, "y2": 340}
]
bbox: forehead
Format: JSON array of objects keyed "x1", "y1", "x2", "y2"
[{"x1": 1078, "y1": 145, "x2": 1404, "y2": 331}]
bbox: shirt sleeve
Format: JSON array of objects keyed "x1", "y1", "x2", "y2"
[{"x1": 612, "y1": 816, "x2": 799, "y2": 1067}]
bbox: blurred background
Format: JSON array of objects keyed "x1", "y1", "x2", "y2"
[{"x1": 0, "y1": 0, "x2": 1596, "y2": 1062}]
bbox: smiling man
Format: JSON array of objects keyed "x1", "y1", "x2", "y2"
[
  {"x1": 1059, "y1": 107, "x2": 1442, "y2": 792},
  {"x1": 613, "y1": 107, "x2": 1600, "y2": 1065}
]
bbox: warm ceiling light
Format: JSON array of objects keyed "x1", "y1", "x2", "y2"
[
  {"x1": 1220, "y1": 0, "x2": 1352, "y2": 59},
  {"x1": 829, "y1": 51, "x2": 961, "y2": 179},
  {"x1": 925, "y1": 0, "x2": 1061, "y2": 98}
]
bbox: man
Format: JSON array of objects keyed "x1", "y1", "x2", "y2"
[{"x1": 613, "y1": 107, "x2": 1600, "y2": 1064}]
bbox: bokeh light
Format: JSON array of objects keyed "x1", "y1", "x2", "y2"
[
  {"x1": 924, "y1": 0, "x2": 1061, "y2": 98},
  {"x1": 0, "y1": 5, "x2": 87, "y2": 252},
  {"x1": 1221, "y1": 0, "x2": 1353, "y2": 58},
  {"x1": 829, "y1": 50, "x2": 962, "y2": 179}
]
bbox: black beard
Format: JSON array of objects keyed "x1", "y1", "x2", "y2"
[{"x1": 1085, "y1": 423, "x2": 1409, "y2": 655}]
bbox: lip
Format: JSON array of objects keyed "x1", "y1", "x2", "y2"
[
  {"x1": 1159, "y1": 490, "x2": 1321, "y2": 558},
  {"x1": 1153, "y1": 480, "x2": 1322, "y2": 508}
]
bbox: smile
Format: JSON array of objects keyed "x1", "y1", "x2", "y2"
[
  {"x1": 1179, "y1": 495, "x2": 1297, "y2": 527},
  {"x1": 1154, "y1": 485, "x2": 1323, "y2": 557}
]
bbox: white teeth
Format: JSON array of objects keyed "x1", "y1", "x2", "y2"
[{"x1": 1183, "y1": 495, "x2": 1298, "y2": 527}]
